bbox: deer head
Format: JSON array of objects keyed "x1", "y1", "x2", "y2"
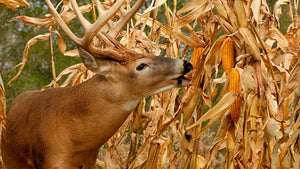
[
  {"x1": 78, "y1": 47, "x2": 192, "y2": 106},
  {"x1": 46, "y1": 0, "x2": 193, "y2": 106}
]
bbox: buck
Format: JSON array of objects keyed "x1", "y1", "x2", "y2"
[{"x1": 1, "y1": 0, "x2": 193, "y2": 168}]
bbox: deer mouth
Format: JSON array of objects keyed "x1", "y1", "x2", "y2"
[
  {"x1": 176, "y1": 60, "x2": 193, "y2": 86},
  {"x1": 176, "y1": 73, "x2": 192, "y2": 87}
]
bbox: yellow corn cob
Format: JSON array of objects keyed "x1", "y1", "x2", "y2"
[
  {"x1": 191, "y1": 47, "x2": 204, "y2": 66},
  {"x1": 229, "y1": 69, "x2": 241, "y2": 122},
  {"x1": 222, "y1": 38, "x2": 234, "y2": 73}
]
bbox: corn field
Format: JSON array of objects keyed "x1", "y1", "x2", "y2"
[{"x1": 1, "y1": 0, "x2": 300, "y2": 168}]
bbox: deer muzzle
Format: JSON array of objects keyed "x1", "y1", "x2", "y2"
[{"x1": 176, "y1": 60, "x2": 193, "y2": 87}]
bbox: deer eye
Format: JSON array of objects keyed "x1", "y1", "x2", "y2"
[{"x1": 136, "y1": 63, "x2": 148, "y2": 71}]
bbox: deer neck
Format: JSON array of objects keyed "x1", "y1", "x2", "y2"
[{"x1": 68, "y1": 75, "x2": 140, "y2": 146}]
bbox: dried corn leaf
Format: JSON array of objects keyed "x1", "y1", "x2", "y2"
[
  {"x1": 45, "y1": 63, "x2": 88, "y2": 88},
  {"x1": 285, "y1": 28, "x2": 300, "y2": 53},
  {"x1": 182, "y1": 85, "x2": 201, "y2": 121},
  {"x1": 264, "y1": 118, "x2": 281, "y2": 141},
  {"x1": 130, "y1": 140, "x2": 151, "y2": 168},
  {"x1": 172, "y1": 29, "x2": 200, "y2": 47},
  {"x1": 204, "y1": 35, "x2": 226, "y2": 79},
  {"x1": 251, "y1": 0, "x2": 262, "y2": 23},
  {"x1": 105, "y1": 147, "x2": 122, "y2": 169},
  {"x1": 176, "y1": 0, "x2": 210, "y2": 27},
  {"x1": 241, "y1": 65, "x2": 257, "y2": 93},
  {"x1": 13, "y1": 16, "x2": 54, "y2": 27},
  {"x1": 239, "y1": 27, "x2": 261, "y2": 60},
  {"x1": 0, "y1": 0, "x2": 29, "y2": 10},
  {"x1": 213, "y1": 0, "x2": 228, "y2": 20},
  {"x1": 220, "y1": 0, "x2": 239, "y2": 28},
  {"x1": 278, "y1": 116, "x2": 300, "y2": 166},
  {"x1": 259, "y1": 17, "x2": 274, "y2": 41},
  {"x1": 59, "y1": 3, "x2": 92, "y2": 24},
  {"x1": 226, "y1": 125, "x2": 235, "y2": 168},
  {"x1": 142, "y1": 0, "x2": 166, "y2": 15},
  {"x1": 261, "y1": 56, "x2": 289, "y2": 82},
  {"x1": 64, "y1": 49, "x2": 79, "y2": 57},
  {"x1": 249, "y1": 120, "x2": 264, "y2": 168},
  {"x1": 273, "y1": 0, "x2": 290, "y2": 25},
  {"x1": 9, "y1": 33, "x2": 51, "y2": 84},
  {"x1": 135, "y1": 13, "x2": 169, "y2": 38},
  {"x1": 196, "y1": 155, "x2": 206, "y2": 169},
  {"x1": 144, "y1": 142, "x2": 162, "y2": 169},
  {"x1": 269, "y1": 25, "x2": 291, "y2": 54},
  {"x1": 96, "y1": 159, "x2": 105, "y2": 168},
  {"x1": 265, "y1": 88, "x2": 278, "y2": 119},
  {"x1": 233, "y1": 0, "x2": 247, "y2": 27},
  {"x1": 247, "y1": 96, "x2": 264, "y2": 167},
  {"x1": 177, "y1": 0, "x2": 207, "y2": 15},
  {"x1": 52, "y1": 30, "x2": 66, "y2": 55},
  {"x1": 216, "y1": 16, "x2": 238, "y2": 39},
  {"x1": 206, "y1": 114, "x2": 231, "y2": 167},
  {"x1": 281, "y1": 59, "x2": 300, "y2": 98},
  {"x1": 14, "y1": 3, "x2": 91, "y2": 28},
  {"x1": 122, "y1": 29, "x2": 161, "y2": 55},
  {"x1": 187, "y1": 91, "x2": 236, "y2": 130}
]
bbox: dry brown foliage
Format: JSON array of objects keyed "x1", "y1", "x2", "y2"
[
  {"x1": 2, "y1": 0, "x2": 300, "y2": 168},
  {"x1": 0, "y1": 0, "x2": 29, "y2": 10}
]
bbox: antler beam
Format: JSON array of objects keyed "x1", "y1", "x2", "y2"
[
  {"x1": 45, "y1": 0, "x2": 147, "y2": 63},
  {"x1": 45, "y1": 0, "x2": 82, "y2": 45}
]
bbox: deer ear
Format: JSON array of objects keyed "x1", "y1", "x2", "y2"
[{"x1": 78, "y1": 47, "x2": 101, "y2": 74}]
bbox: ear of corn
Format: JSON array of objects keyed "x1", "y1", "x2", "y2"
[
  {"x1": 229, "y1": 69, "x2": 241, "y2": 122},
  {"x1": 191, "y1": 47, "x2": 204, "y2": 66},
  {"x1": 222, "y1": 38, "x2": 234, "y2": 73}
]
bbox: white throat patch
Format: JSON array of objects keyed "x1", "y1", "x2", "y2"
[
  {"x1": 153, "y1": 85, "x2": 176, "y2": 95},
  {"x1": 99, "y1": 66, "x2": 110, "y2": 73},
  {"x1": 123, "y1": 99, "x2": 140, "y2": 112}
]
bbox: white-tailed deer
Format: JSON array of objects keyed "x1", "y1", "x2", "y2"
[{"x1": 1, "y1": 0, "x2": 193, "y2": 168}]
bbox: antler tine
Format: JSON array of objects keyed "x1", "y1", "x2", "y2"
[
  {"x1": 45, "y1": 0, "x2": 83, "y2": 46},
  {"x1": 70, "y1": 0, "x2": 124, "y2": 48},
  {"x1": 107, "y1": 0, "x2": 146, "y2": 38},
  {"x1": 46, "y1": 0, "x2": 125, "y2": 49},
  {"x1": 69, "y1": 0, "x2": 91, "y2": 31},
  {"x1": 94, "y1": 0, "x2": 105, "y2": 15}
]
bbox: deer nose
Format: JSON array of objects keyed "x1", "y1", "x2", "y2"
[{"x1": 183, "y1": 60, "x2": 193, "y2": 74}]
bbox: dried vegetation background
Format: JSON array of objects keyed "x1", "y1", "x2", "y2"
[{"x1": 1, "y1": 0, "x2": 300, "y2": 168}]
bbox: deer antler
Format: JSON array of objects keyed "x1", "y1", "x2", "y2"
[{"x1": 45, "y1": 0, "x2": 148, "y2": 64}]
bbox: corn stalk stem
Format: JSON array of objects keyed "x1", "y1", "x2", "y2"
[
  {"x1": 49, "y1": 26, "x2": 57, "y2": 87},
  {"x1": 255, "y1": 61, "x2": 264, "y2": 98},
  {"x1": 192, "y1": 102, "x2": 204, "y2": 168},
  {"x1": 226, "y1": 125, "x2": 235, "y2": 169},
  {"x1": 249, "y1": 21, "x2": 280, "y2": 102},
  {"x1": 150, "y1": 7, "x2": 158, "y2": 41},
  {"x1": 91, "y1": 0, "x2": 97, "y2": 22}
]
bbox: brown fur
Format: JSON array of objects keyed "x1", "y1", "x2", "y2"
[{"x1": 2, "y1": 76, "x2": 134, "y2": 168}]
